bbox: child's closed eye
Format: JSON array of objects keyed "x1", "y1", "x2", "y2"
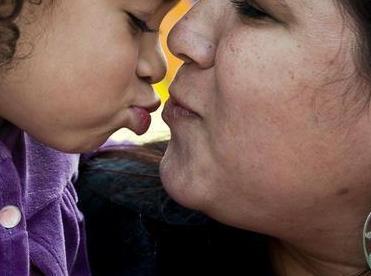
[{"x1": 126, "y1": 12, "x2": 158, "y2": 34}]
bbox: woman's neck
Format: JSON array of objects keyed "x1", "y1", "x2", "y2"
[{"x1": 270, "y1": 237, "x2": 368, "y2": 276}]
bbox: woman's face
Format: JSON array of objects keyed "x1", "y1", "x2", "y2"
[
  {"x1": 0, "y1": 0, "x2": 176, "y2": 153},
  {"x1": 161, "y1": 0, "x2": 371, "y2": 239}
]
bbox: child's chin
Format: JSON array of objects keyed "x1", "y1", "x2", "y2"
[{"x1": 51, "y1": 137, "x2": 108, "y2": 154}]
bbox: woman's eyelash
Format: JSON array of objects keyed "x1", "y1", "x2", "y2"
[
  {"x1": 127, "y1": 12, "x2": 158, "y2": 33},
  {"x1": 231, "y1": 0, "x2": 268, "y2": 19}
]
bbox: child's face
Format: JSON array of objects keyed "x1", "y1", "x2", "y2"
[{"x1": 0, "y1": 0, "x2": 177, "y2": 153}]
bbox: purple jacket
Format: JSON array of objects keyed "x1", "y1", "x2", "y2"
[{"x1": 0, "y1": 123, "x2": 91, "y2": 275}]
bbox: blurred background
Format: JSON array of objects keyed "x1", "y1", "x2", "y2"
[{"x1": 111, "y1": 1, "x2": 192, "y2": 144}]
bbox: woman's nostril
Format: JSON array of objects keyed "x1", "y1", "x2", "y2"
[
  {"x1": 177, "y1": 54, "x2": 192, "y2": 64},
  {"x1": 141, "y1": 76, "x2": 153, "y2": 84}
]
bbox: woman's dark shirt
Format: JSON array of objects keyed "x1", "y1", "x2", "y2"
[{"x1": 76, "y1": 144, "x2": 274, "y2": 276}]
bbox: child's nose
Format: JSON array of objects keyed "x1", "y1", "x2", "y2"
[{"x1": 137, "y1": 40, "x2": 167, "y2": 84}]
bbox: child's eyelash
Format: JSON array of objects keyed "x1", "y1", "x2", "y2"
[
  {"x1": 127, "y1": 12, "x2": 158, "y2": 33},
  {"x1": 231, "y1": 0, "x2": 268, "y2": 19}
]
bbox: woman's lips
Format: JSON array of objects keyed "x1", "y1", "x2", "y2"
[{"x1": 162, "y1": 97, "x2": 200, "y2": 125}]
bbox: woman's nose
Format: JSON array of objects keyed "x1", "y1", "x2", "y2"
[
  {"x1": 167, "y1": 4, "x2": 216, "y2": 69},
  {"x1": 137, "y1": 38, "x2": 167, "y2": 84}
]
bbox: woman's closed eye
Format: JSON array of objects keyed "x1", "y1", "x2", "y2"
[
  {"x1": 231, "y1": 0, "x2": 268, "y2": 19},
  {"x1": 126, "y1": 12, "x2": 158, "y2": 34}
]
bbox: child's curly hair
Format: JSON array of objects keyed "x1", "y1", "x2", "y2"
[{"x1": 0, "y1": 0, "x2": 27, "y2": 67}]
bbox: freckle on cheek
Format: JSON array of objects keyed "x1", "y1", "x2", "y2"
[
  {"x1": 229, "y1": 44, "x2": 236, "y2": 54},
  {"x1": 231, "y1": 46, "x2": 243, "y2": 56},
  {"x1": 336, "y1": 187, "x2": 350, "y2": 196}
]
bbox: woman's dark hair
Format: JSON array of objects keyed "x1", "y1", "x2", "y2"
[{"x1": 338, "y1": 0, "x2": 371, "y2": 83}]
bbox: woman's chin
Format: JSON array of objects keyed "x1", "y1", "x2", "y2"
[
  {"x1": 160, "y1": 154, "x2": 202, "y2": 212},
  {"x1": 160, "y1": 157, "x2": 187, "y2": 206}
]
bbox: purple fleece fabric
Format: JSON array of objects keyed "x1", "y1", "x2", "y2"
[{"x1": 0, "y1": 123, "x2": 91, "y2": 275}]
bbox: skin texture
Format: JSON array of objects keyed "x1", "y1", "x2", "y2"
[
  {"x1": 0, "y1": 0, "x2": 177, "y2": 153},
  {"x1": 160, "y1": 0, "x2": 371, "y2": 275}
]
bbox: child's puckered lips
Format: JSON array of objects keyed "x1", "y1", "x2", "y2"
[{"x1": 129, "y1": 100, "x2": 160, "y2": 135}]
